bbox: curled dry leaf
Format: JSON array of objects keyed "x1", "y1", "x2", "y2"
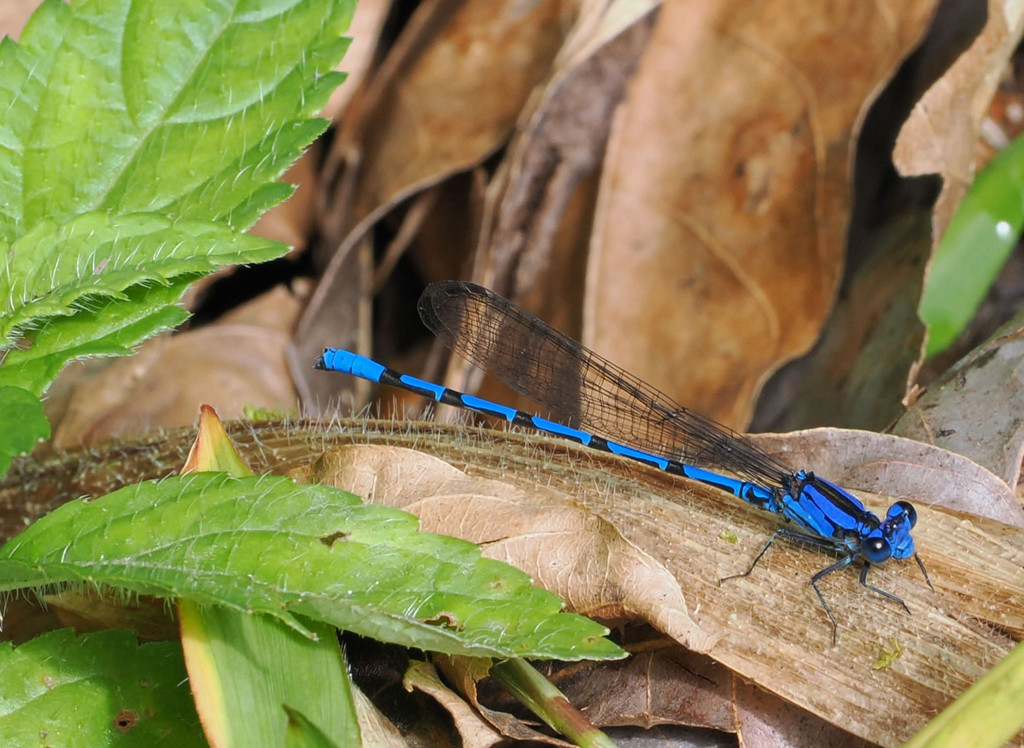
[
  {"x1": 430, "y1": 655, "x2": 564, "y2": 745},
  {"x1": 403, "y1": 660, "x2": 506, "y2": 748},
  {"x1": 543, "y1": 645, "x2": 736, "y2": 732},
  {"x1": 427, "y1": 655, "x2": 583, "y2": 746},
  {"x1": 894, "y1": 0, "x2": 1024, "y2": 239},
  {"x1": 295, "y1": 0, "x2": 581, "y2": 408},
  {"x1": 586, "y1": 0, "x2": 937, "y2": 428},
  {"x1": 483, "y1": 1, "x2": 659, "y2": 291},
  {"x1": 323, "y1": 0, "x2": 573, "y2": 251}
]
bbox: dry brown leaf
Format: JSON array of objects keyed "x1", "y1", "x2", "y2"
[
  {"x1": 286, "y1": 424, "x2": 1023, "y2": 746},
  {"x1": 753, "y1": 427, "x2": 1024, "y2": 528},
  {"x1": 52, "y1": 287, "x2": 300, "y2": 447},
  {"x1": 481, "y1": 1, "x2": 659, "y2": 291},
  {"x1": 893, "y1": 307, "x2": 1024, "y2": 493},
  {"x1": 541, "y1": 644, "x2": 735, "y2": 732},
  {"x1": 894, "y1": 0, "x2": 1024, "y2": 240},
  {"x1": 433, "y1": 2, "x2": 662, "y2": 406},
  {"x1": 757, "y1": 213, "x2": 932, "y2": 433},
  {"x1": 733, "y1": 678, "x2": 864, "y2": 748},
  {"x1": 586, "y1": 0, "x2": 937, "y2": 428},
  {"x1": 403, "y1": 660, "x2": 506, "y2": 748},
  {"x1": 294, "y1": 0, "x2": 581, "y2": 411},
  {"x1": 322, "y1": 0, "x2": 574, "y2": 252}
]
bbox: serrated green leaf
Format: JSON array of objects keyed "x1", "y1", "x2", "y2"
[
  {"x1": 166, "y1": 122, "x2": 326, "y2": 230},
  {"x1": 0, "y1": 473, "x2": 624, "y2": 662},
  {"x1": 0, "y1": 280, "x2": 192, "y2": 396},
  {"x1": 181, "y1": 604, "x2": 359, "y2": 747},
  {"x1": 0, "y1": 289, "x2": 191, "y2": 398},
  {"x1": 0, "y1": 386, "x2": 49, "y2": 477},
  {"x1": 0, "y1": 628, "x2": 204, "y2": 746},
  {"x1": 19, "y1": 0, "x2": 351, "y2": 228},
  {"x1": 0, "y1": 212, "x2": 285, "y2": 345},
  {"x1": 0, "y1": 0, "x2": 353, "y2": 396}
]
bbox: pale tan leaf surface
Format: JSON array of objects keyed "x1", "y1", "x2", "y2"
[
  {"x1": 585, "y1": 0, "x2": 937, "y2": 428},
  {"x1": 894, "y1": 0, "x2": 1024, "y2": 240},
  {"x1": 753, "y1": 428, "x2": 1024, "y2": 529},
  {"x1": 284, "y1": 422, "x2": 1022, "y2": 747},
  {"x1": 894, "y1": 307, "x2": 1024, "y2": 492}
]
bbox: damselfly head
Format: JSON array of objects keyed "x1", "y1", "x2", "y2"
[{"x1": 881, "y1": 501, "x2": 918, "y2": 560}]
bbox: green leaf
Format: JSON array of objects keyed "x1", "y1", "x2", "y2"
[
  {"x1": 16, "y1": 0, "x2": 350, "y2": 229},
  {"x1": 0, "y1": 212, "x2": 286, "y2": 395},
  {"x1": 0, "y1": 473, "x2": 624, "y2": 662},
  {"x1": 285, "y1": 703, "x2": 346, "y2": 748},
  {"x1": 0, "y1": 0, "x2": 354, "y2": 395},
  {"x1": 174, "y1": 412, "x2": 359, "y2": 745},
  {"x1": 0, "y1": 281, "x2": 192, "y2": 396},
  {"x1": 0, "y1": 628, "x2": 204, "y2": 746},
  {"x1": 0, "y1": 0, "x2": 71, "y2": 245},
  {"x1": 1, "y1": 212, "x2": 283, "y2": 346},
  {"x1": 920, "y1": 134, "x2": 1024, "y2": 357},
  {"x1": 0, "y1": 386, "x2": 49, "y2": 477},
  {"x1": 181, "y1": 604, "x2": 359, "y2": 747}
]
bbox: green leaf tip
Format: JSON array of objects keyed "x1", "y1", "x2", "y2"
[{"x1": 920, "y1": 133, "x2": 1024, "y2": 357}]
